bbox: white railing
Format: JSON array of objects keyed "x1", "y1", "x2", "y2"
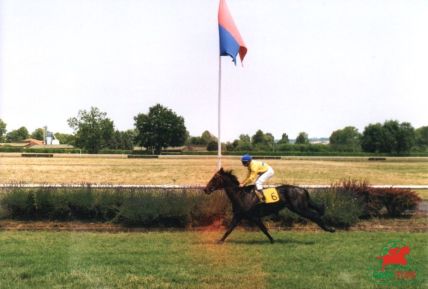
[{"x1": 0, "y1": 184, "x2": 427, "y2": 189}]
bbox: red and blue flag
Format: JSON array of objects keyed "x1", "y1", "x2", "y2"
[{"x1": 218, "y1": 0, "x2": 247, "y2": 64}]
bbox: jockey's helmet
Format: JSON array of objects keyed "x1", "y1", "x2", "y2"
[{"x1": 241, "y1": 154, "x2": 252, "y2": 165}]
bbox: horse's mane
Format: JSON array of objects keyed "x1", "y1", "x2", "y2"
[{"x1": 222, "y1": 170, "x2": 240, "y2": 185}]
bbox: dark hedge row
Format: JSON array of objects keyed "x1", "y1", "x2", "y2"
[
  {"x1": 0, "y1": 183, "x2": 421, "y2": 229},
  {"x1": 0, "y1": 187, "x2": 230, "y2": 228}
]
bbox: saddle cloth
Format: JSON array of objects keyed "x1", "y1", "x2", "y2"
[{"x1": 262, "y1": 187, "x2": 280, "y2": 204}]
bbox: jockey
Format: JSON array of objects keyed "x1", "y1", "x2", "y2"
[{"x1": 239, "y1": 154, "x2": 275, "y2": 202}]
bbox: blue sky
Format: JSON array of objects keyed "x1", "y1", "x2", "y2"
[{"x1": 1, "y1": 0, "x2": 427, "y2": 141}]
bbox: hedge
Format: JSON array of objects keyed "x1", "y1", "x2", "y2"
[
  {"x1": 0, "y1": 187, "x2": 231, "y2": 228},
  {"x1": 0, "y1": 182, "x2": 421, "y2": 229}
]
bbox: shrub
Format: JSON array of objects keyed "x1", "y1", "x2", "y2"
[
  {"x1": 47, "y1": 191, "x2": 71, "y2": 219},
  {"x1": 372, "y1": 188, "x2": 421, "y2": 217},
  {"x1": 67, "y1": 187, "x2": 96, "y2": 219},
  {"x1": 334, "y1": 179, "x2": 380, "y2": 218},
  {"x1": 33, "y1": 188, "x2": 55, "y2": 218},
  {"x1": 332, "y1": 179, "x2": 422, "y2": 218},
  {"x1": 94, "y1": 189, "x2": 125, "y2": 221},
  {"x1": 312, "y1": 189, "x2": 364, "y2": 228},
  {"x1": 116, "y1": 189, "x2": 192, "y2": 227},
  {"x1": 189, "y1": 192, "x2": 230, "y2": 226},
  {"x1": 1, "y1": 188, "x2": 35, "y2": 218}
]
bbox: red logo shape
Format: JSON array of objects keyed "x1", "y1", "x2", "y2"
[{"x1": 376, "y1": 246, "x2": 410, "y2": 271}]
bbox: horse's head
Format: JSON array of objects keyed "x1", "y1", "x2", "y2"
[
  {"x1": 204, "y1": 168, "x2": 226, "y2": 194},
  {"x1": 204, "y1": 168, "x2": 239, "y2": 194}
]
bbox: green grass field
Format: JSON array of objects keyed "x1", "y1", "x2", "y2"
[{"x1": 0, "y1": 230, "x2": 426, "y2": 289}]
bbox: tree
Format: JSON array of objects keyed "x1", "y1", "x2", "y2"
[
  {"x1": 6, "y1": 127, "x2": 29, "y2": 142},
  {"x1": 295, "y1": 132, "x2": 309, "y2": 144},
  {"x1": 187, "y1": 136, "x2": 204, "y2": 145},
  {"x1": 395, "y1": 122, "x2": 415, "y2": 154},
  {"x1": 0, "y1": 119, "x2": 6, "y2": 142},
  {"x1": 362, "y1": 120, "x2": 415, "y2": 154},
  {"x1": 415, "y1": 126, "x2": 428, "y2": 147},
  {"x1": 329, "y1": 126, "x2": 361, "y2": 151},
  {"x1": 207, "y1": 140, "x2": 218, "y2": 151},
  {"x1": 251, "y1": 130, "x2": 265, "y2": 146},
  {"x1": 187, "y1": 130, "x2": 217, "y2": 147},
  {"x1": 201, "y1": 130, "x2": 217, "y2": 145},
  {"x1": 134, "y1": 104, "x2": 187, "y2": 154},
  {"x1": 67, "y1": 107, "x2": 115, "y2": 153},
  {"x1": 361, "y1": 123, "x2": 383, "y2": 153},
  {"x1": 229, "y1": 134, "x2": 252, "y2": 151},
  {"x1": 251, "y1": 130, "x2": 274, "y2": 150},
  {"x1": 54, "y1": 133, "x2": 76, "y2": 145},
  {"x1": 109, "y1": 130, "x2": 135, "y2": 150},
  {"x1": 31, "y1": 128, "x2": 45, "y2": 141},
  {"x1": 278, "y1": 133, "x2": 289, "y2": 144}
]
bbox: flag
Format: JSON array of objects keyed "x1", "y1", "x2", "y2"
[{"x1": 218, "y1": 0, "x2": 247, "y2": 64}]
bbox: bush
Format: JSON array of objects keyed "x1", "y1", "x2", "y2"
[
  {"x1": 94, "y1": 189, "x2": 125, "y2": 221},
  {"x1": 312, "y1": 189, "x2": 364, "y2": 228},
  {"x1": 1, "y1": 188, "x2": 35, "y2": 218},
  {"x1": 189, "y1": 192, "x2": 230, "y2": 226},
  {"x1": 0, "y1": 146, "x2": 26, "y2": 153},
  {"x1": 371, "y1": 188, "x2": 421, "y2": 217},
  {"x1": 332, "y1": 179, "x2": 422, "y2": 218},
  {"x1": 67, "y1": 187, "x2": 96, "y2": 219},
  {"x1": 117, "y1": 189, "x2": 192, "y2": 227}
]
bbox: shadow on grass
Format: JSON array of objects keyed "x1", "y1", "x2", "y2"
[
  {"x1": 194, "y1": 238, "x2": 316, "y2": 245},
  {"x1": 226, "y1": 238, "x2": 316, "y2": 245}
]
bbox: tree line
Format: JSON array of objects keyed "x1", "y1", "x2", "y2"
[{"x1": 0, "y1": 104, "x2": 427, "y2": 155}]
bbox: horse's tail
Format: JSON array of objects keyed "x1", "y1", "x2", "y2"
[{"x1": 305, "y1": 188, "x2": 325, "y2": 216}]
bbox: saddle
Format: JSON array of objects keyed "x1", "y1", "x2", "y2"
[{"x1": 260, "y1": 187, "x2": 280, "y2": 204}]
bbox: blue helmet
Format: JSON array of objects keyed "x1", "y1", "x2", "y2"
[{"x1": 241, "y1": 154, "x2": 252, "y2": 164}]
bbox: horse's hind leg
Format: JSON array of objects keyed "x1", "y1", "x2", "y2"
[
  {"x1": 296, "y1": 209, "x2": 335, "y2": 233},
  {"x1": 252, "y1": 218, "x2": 274, "y2": 243}
]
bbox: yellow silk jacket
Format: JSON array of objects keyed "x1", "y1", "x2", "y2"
[{"x1": 241, "y1": 160, "x2": 271, "y2": 186}]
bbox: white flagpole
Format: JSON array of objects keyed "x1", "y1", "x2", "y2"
[{"x1": 217, "y1": 55, "x2": 222, "y2": 170}]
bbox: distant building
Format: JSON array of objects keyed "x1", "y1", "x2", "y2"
[{"x1": 45, "y1": 130, "x2": 60, "y2": 145}]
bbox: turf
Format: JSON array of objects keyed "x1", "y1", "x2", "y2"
[
  {"x1": 0, "y1": 156, "x2": 427, "y2": 185},
  {"x1": 0, "y1": 230, "x2": 426, "y2": 289}
]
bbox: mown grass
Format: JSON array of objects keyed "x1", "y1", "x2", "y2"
[
  {"x1": 0, "y1": 231, "x2": 426, "y2": 289},
  {"x1": 0, "y1": 156, "x2": 427, "y2": 185}
]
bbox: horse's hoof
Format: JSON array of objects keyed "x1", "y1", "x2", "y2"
[
  {"x1": 217, "y1": 240, "x2": 225, "y2": 244},
  {"x1": 328, "y1": 227, "x2": 336, "y2": 233},
  {"x1": 270, "y1": 240, "x2": 275, "y2": 244}
]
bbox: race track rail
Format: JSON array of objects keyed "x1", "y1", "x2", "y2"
[{"x1": 0, "y1": 184, "x2": 427, "y2": 189}]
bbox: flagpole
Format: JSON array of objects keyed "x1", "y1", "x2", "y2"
[{"x1": 217, "y1": 55, "x2": 222, "y2": 170}]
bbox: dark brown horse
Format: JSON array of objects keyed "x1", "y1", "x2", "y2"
[{"x1": 204, "y1": 168, "x2": 335, "y2": 243}]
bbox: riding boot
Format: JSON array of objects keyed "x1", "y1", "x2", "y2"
[{"x1": 255, "y1": 189, "x2": 265, "y2": 203}]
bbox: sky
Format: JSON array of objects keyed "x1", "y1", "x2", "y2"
[{"x1": 0, "y1": 0, "x2": 427, "y2": 142}]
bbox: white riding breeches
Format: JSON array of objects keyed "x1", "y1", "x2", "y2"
[{"x1": 255, "y1": 167, "x2": 274, "y2": 190}]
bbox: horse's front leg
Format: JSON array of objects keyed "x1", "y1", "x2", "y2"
[
  {"x1": 218, "y1": 214, "x2": 242, "y2": 244},
  {"x1": 252, "y1": 218, "x2": 275, "y2": 243}
]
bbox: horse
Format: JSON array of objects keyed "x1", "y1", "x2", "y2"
[{"x1": 203, "y1": 168, "x2": 335, "y2": 243}]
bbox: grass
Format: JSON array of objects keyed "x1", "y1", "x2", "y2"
[
  {"x1": 0, "y1": 230, "x2": 426, "y2": 289},
  {"x1": 0, "y1": 156, "x2": 427, "y2": 185},
  {"x1": 415, "y1": 190, "x2": 428, "y2": 200}
]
